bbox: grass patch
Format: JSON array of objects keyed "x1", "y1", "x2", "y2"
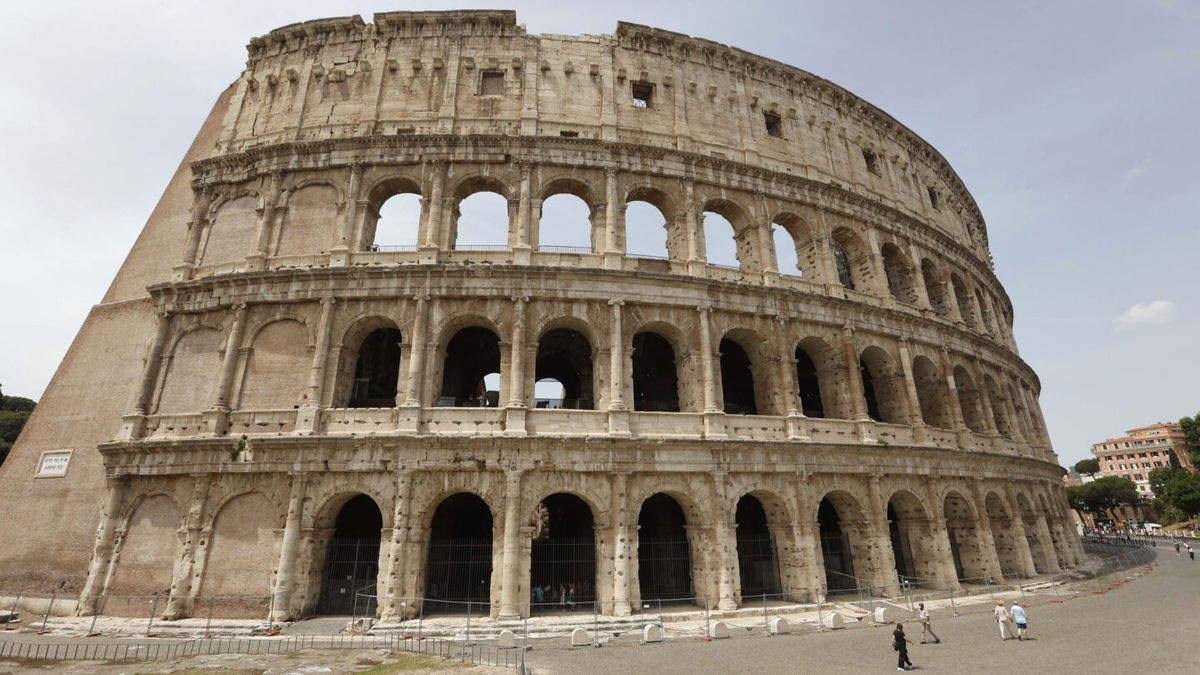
[
  {"x1": 360, "y1": 652, "x2": 476, "y2": 672},
  {"x1": 134, "y1": 669, "x2": 264, "y2": 675}
]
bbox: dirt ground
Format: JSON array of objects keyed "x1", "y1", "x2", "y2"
[{"x1": 0, "y1": 648, "x2": 511, "y2": 675}]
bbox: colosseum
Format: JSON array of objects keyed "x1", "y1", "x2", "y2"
[{"x1": 0, "y1": 10, "x2": 1082, "y2": 623}]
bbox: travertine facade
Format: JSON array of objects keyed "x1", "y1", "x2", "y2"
[{"x1": 0, "y1": 11, "x2": 1081, "y2": 621}]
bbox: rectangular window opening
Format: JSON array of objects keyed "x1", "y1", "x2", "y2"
[
  {"x1": 764, "y1": 111, "x2": 782, "y2": 138},
  {"x1": 862, "y1": 149, "x2": 880, "y2": 175},
  {"x1": 631, "y1": 81, "x2": 654, "y2": 108},
  {"x1": 927, "y1": 186, "x2": 940, "y2": 209},
  {"x1": 480, "y1": 70, "x2": 505, "y2": 96},
  {"x1": 559, "y1": 130, "x2": 579, "y2": 138}
]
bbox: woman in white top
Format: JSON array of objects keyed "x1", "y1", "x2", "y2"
[{"x1": 993, "y1": 599, "x2": 1012, "y2": 640}]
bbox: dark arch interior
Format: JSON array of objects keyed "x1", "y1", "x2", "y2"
[
  {"x1": 317, "y1": 495, "x2": 383, "y2": 615},
  {"x1": 439, "y1": 327, "x2": 501, "y2": 407},
  {"x1": 720, "y1": 338, "x2": 757, "y2": 415},
  {"x1": 349, "y1": 328, "x2": 401, "y2": 408},
  {"x1": 735, "y1": 495, "x2": 780, "y2": 598},
  {"x1": 832, "y1": 240, "x2": 855, "y2": 289},
  {"x1": 818, "y1": 498, "x2": 856, "y2": 592},
  {"x1": 530, "y1": 493, "x2": 596, "y2": 612},
  {"x1": 795, "y1": 347, "x2": 825, "y2": 418},
  {"x1": 860, "y1": 358, "x2": 883, "y2": 422},
  {"x1": 888, "y1": 501, "x2": 917, "y2": 582},
  {"x1": 638, "y1": 493, "x2": 693, "y2": 603},
  {"x1": 534, "y1": 328, "x2": 593, "y2": 409},
  {"x1": 632, "y1": 332, "x2": 679, "y2": 412},
  {"x1": 425, "y1": 493, "x2": 493, "y2": 611}
]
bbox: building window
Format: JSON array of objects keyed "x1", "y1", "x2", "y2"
[
  {"x1": 927, "y1": 187, "x2": 940, "y2": 209},
  {"x1": 1134, "y1": 473, "x2": 1142, "y2": 480},
  {"x1": 479, "y1": 70, "x2": 505, "y2": 96},
  {"x1": 832, "y1": 240, "x2": 855, "y2": 290},
  {"x1": 631, "y1": 81, "x2": 654, "y2": 108},
  {"x1": 862, "y1": 149, "x2": 880, "y2": 175},
  {"x1": 764, "y1": 111, "x2": 783, "y2": 137}
]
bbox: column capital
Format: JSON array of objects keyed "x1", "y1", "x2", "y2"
[
  {"x1": 411, "y1": 294, "x2": 431, "y2": 303},
  {"x1": 608, "y1": 298, "x2": 625, "y2": 307},
  {"x1": 603, "y1": 166, "x2": 619, "y2": 179}
]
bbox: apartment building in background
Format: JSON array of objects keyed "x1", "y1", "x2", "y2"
[{"x1": 1091, "y1": 422, "x2": 1194, "y2": 497}]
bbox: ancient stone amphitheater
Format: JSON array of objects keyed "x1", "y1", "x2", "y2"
[{"x1": 0, "y1": 10, "x2": 1082, "y2": 622}]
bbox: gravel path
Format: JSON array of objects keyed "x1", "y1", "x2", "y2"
[{"x1": 524, "y1": 548, "x2": 1198, "y2": 674}]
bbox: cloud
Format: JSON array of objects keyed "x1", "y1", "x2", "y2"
[
  {"x1": 1122, "y1": 159, "x2": 1150, "y2": 181},
  {"x1": 1114, "y1": 300, "x2": 1176, "y2": 329}
]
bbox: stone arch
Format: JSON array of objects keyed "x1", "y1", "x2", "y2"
[
  {"x1": 200, "y1": 492, "x2": 281, "y2": 609},
  {"x1": 921, "y1": 259, "x2": 952, "y2": 316},
  {"x1": 1016, "y1": 492, "x2": 1052, "y2": 573},
  {"x1": 237, "y1": 319, "x2": 310, "y2": 410},
  {"x1": 1007, "y1": 381, "x2": 1033, "y2": 440},
  {"x1": 830, "y1": 225, "x2": 874, "y2": 291},
  {"x1": 156, "y1": 326, "x2": 223, "y2": 414},
  {"x1": 772, "y1": 212, "x2": 816, "y2": 278},
  {"x1": 859, "y1": 345, "x2": 909, "y2": 424},
  {"x1": 631, "y1": 318, "x2": 699, "y2": 413},
  {"x1": 332, "y1": 315, "x2": 403, "y2": 408},
  {"x1": 277, "y1": 183, "x2": 338, "y2": 256},
  {"x1": 313, "y1": 492, "x2": 386, "y2": 615},
  {"x1": 912, "y1": 355, "x2": 954, "y2": 429},
  {"x1": 942, "y1": 490, "x2": 986, "y2": 582},
  {"x1": 635, "y1": 491, "x2": 698, "y2": 603},
  {"x1": 718, "y1": 328, "x2": 772, "y2": 416},
  {"x1": 880, "y1": 242, "x2": 919, "y2": 304},
  {"x1": 976, "y1": 289, "x2": 998, "y2": 335},
  {"x1": 625, "y1": 184, "x2": 684, "y2": 261},
  {"x1": 886, "y1": 489, "x2": 941, "y2": 586},
  {"x1": 534, "y1": 322, "x2": 596, "y2": 410},
  {"x1": 985, "y1": 492, "x2": 1022, "y2": 577},
  {"x1": 107, "y1": 494, "x2": 180, "y2": 608},
  {"x1": 702, "y1": 197, "x2": 756, "y2": 270},
  {"x1": 362, "y1": 175, "x2": 423, "y2": 251},
  {"x1": 436, "y1": 320, "x2": 503, "y2": 408},
  {"x1": 953, "y1": 365, "x2": 986, "y2": 433},
  {"x1": 795, "y1": 336, "x2": 849, "y2": 419},
  {"x1": 950, "y1": 273, "x2": 977, "y2": 328},
  {"x1": 983, "y1": 374, "x2": 1012, "y2": 438},
  {"x1": 198, "y1": 193, "x2": 260, "y2": 266},
  {"x1": 631, "y1": 329, "x2": 681, "y2": 413},
  {"x1": 734, "y1": 492, "x2": 784, "y2": 599},
  {"x1": 450, "y1": 175, "x2": 511, "y2": 250},
  {"x1": 537, "y1": 182, "x2": 595, "y2": 251},
  {"x1": 529, "y1": 492, "x2": 598, "y2": 612},
  {"x1": 815, "y1": 489, "x2": 868, "y2": 593},
  {"x1": 423, "y1": 491, "x2": 496, "y2": 611}
]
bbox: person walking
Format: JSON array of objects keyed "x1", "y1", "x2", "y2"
[
  {"x1": 1188, "y1": 544, "x2": 1195, "y2": 560},
  {"x1": 993, "y1": 600, "x2": 1012, "y2": 640},
  {"x1": 892, "y1": 622, "x2": 915, "y2": 671},
  {"x1": 918, "y1": 602, "x2": 940, "y2": 644},
  {"x1": 1175, "y1": 541, "x2": 1181, "y2": 556},
  {"x1": 1010, "y1": 602, "x2": 1028, "y2": 641}
]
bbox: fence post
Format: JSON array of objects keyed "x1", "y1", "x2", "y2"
[
  {"x1": 5, "y1": 594, "x2": 20, "y2": 631},
  {"x1": 948, "y1": 585, "x2": 958, "y2": 617},
  {"x1": 146, "y1": 595, "x2": 158, "y2": 635},
  {"x1": 205, "y1": 597, "x2": 215, "y2": 637},
  {"x1": 417, "y1": 598, "x2": 424, "y2": 639},
  {"x1": 704, "y1": 596, "x2": 711, "y2": 638},
  {"x1": 465, "y1": 600, "x2": 471, "y2": 645},
  {"x1": 762, "y1": 593, "x2": 768, "y2": 633},
  {"x1": 88, "y1": 599, "x2": 101, "y2": 636},
  {"x1": 592, "y1": 600, "x2": 599, "y2": 645},
  {"x1": 40, "y1": 592, "x2": 56, "y2": 633}
]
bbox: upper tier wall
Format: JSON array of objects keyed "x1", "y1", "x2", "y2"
[{"x1": 222, "y1": 11, "x2": 990, "y2": 263}]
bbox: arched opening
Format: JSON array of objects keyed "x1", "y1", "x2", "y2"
[
  {"x1": 1018, "y1": 494, "x2": 1050, "y2": 573},
  {"x1": 888, "y1": 502, "x2": 916, "y2": 582},
  {"x1": 317, "y1": 495, "x2": 384, "y2": 615},
  {"x1": 533, "y1": 377, "x2": 565, "y2": 408},
  {"x1": 452, "y1": 185, "x2": 509, "y2": 250},
  {"x1": 735, "y1": 495, "x2": 780, "y2": 598},
  {"x1": 984, "y1": 376, "x2": 1012, "y2": 438},
  {"x1": 912, "y1": 356, "x2": 953, "y2": 429},
  {"x1": 624, "y1": 200, "x2": 671, "y2": 259},
  {"x1": 887, "y1": 492, "x2": 939, "y2": 589},
  {"x1": 943, "y1": 492, "x2": 985, "y2": 582},
  {"x1": 772, "y1": 225, "x2": 801, "y2": 276},
  {"x1": 632, "y1": 331, "x2": 680, "y2": 412},
  {"x1": 831, "y1": 239, "x2": 855, "y2": 289},
  {"x1": 976, "y1": 290, "x2": 997, "y2": 335},
  {"x1": 530, "y1": 493, "x2": 596, "y2": 613},
  {"x1": 831, "y1": 228, "x2": 872, "y2": 292},
  {"x1": 370, "y1": 192, "x2": 422, "y2": 250},
  {"x1": 425, "y1": 493, "x2": 493, "y2": 612},
  {"x1": 439, "y1": 327, "x2": 501, "y2": 407},
  {"x1": 1008, "y1": 383, "x2": 1032, "y2": 440},
  {"x1": 921, "y1": 260, "x2": 951, "y2": 316},
  {"x1": 817, "y1": 497, "x2": 856, "y2": 593},
  {"x1": 986, "y1": 493, "x2": 1021, "y2": 577},
  {"x1": 794, "y1": 345, "x2": 825, "y2": 418},
  {"x1": 637, "y1": 493, "x2": 693, "y2": 603},
  {"x1": 348, "y1": 328, "x2": 401, "y2": 408},
  {"x1": 881, "y1": 243, "x2": 918, "y2": 304},
  {"x1": 537, "y1": 193, "x2": 593, "y2": 252},
  {"x1": 950, "y1": 274, "x2": 976, "y2": 328},
  {"x1": 953, "y1": 366, "x2": 986, "y2": 433},
  {"x1": 535, "y1": 328, "x2": 594, "y2": 410},
  {"x1": 238, "y1": 320, "x2": 308, "y2": 410},
  {"x1": 719, "y1": 338, "x2": 757, "y2": 415},
  {"x1": 860, "y1": 346, "x2": 907, "y2": 424},
  {"x1": 199, "y1": 196, "x2": 257, "y2": 266},
  {"x1": 703, "y1": 210, "x2": 740, "y2": 268}
]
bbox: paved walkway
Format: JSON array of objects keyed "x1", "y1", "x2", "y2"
[{"x1": 524, "y1": 548, "x2": 1199, "y2": 674}]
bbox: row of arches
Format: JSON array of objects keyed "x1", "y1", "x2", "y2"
[
  {"x1": 151, "y1": 309, "x2": 1044, "y2": 446},
  {"x1": 97, "y1": 475, "x2": 1077, "y2": 619},
  {"x1": 187, "y1": 167, "x2": 1008, "y2": 342}
]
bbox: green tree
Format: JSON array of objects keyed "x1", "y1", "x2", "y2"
[
  {"x1": 0, "y1": 393, "x2": 37, "y2": 467},
  {"x1": 1083, "y1": 476, "x2": 1140, "y2": 514},
  {"x1": 1066, "y1": 484, "x2": 1090, "y2": 514},
  {"x1": 1073, "y1": 458, "x2": 1100, "y2": 477},
  {"x1": 1163, "y1": 471, "x2": 1200, "y2": 517},
  {"x1": 1181, "y1": 412, "x2": 1200, "y2": 466},
  {"x1": 1149, "y1": 466, "x2": 1182, "y2": 499}
]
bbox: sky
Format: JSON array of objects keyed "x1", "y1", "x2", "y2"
[{"x1": 1, "y1": 1, "x2": 1197, "y2": 468}]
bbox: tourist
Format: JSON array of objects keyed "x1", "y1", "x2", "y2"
[
  {"x1": 532, "y1": 584, "x2": 544, "y2": 604},
  {"x1": 918, "y1": 602, "x2": 940, "y2": 644},
  {"x1": 892, "y1": 622, "x2": 914, "y2": 671},
  {"x1": 1175, "y1": 541, "x2": 1181, "y2": 556},
  {"x1": 1010, "y1": 601, "x2": 1028, "y2": 641},
  {"x1": 559, "y1": 584, "x2": 567, "y2": 606},
  {"x1": 993, "y1": 599, "x2": 1013, "y2": 640},
  {"x1": 1189, "y1": 544, "x2": 1195, "y2": 560},
  {"x1": 567, "y1": 583, "x2": 576, "y2": 607}
]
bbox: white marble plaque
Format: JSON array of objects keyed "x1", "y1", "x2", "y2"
[{"x1": 35, "y1": 450, "x2": 72, "y2": 477}]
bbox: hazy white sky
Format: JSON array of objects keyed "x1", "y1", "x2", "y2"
[{"x1": 1, "y1": 1, "x2": 1197, "y2": 468}]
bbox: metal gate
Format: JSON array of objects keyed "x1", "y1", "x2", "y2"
[
  {"x1": 317, "y1": 535, "x2": 380, "y2": 615},
  {"x1": 736, "y1": 533, "x2": 781, "y2": 596},
  {"x1": 530, "y1": 537, "x2": 595, "y2": 611},
  {"x1": 638, "y1": 536, "x2": 693, "y2": 602},
  {"x1": 424, "y1": 538, "x2": 492, "y2": 613}
]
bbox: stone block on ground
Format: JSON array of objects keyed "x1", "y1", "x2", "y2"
[
  {"x1": 820, "y1": 612, "x2": 843, "y2": 628},
  {"x1": 642, "y1": 624, "x2": 663, "y2": 643},
  {"x1": 497, "y1": 629, "x2": 516, "y2": 648},
  {"x1": 768, "y1": 617, "x2": 791, "y2": 634},
  {"x1": 570, "y1": 626, "x2": 590, "y2": 646},
  {"x1": 708, "y1": 621, "x2": 730, "y2": 639}
]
